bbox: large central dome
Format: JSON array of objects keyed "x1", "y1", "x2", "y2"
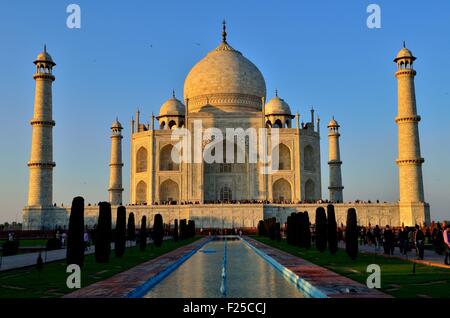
[{"x1": 184, "y1": 30, "x2": 266, "y2": 113}]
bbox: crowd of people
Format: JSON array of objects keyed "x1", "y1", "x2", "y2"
[{"x1": 332, "y1": 222, "x2": 450, "y2": 265}]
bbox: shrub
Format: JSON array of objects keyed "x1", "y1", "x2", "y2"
[
  {"x1": 153, "y1": 214, "x2": 164, "y2": 247},
  {"x1": 286, "y1": 215, "x2": 293, "y2": 245},
  {"x1": 180, "y1": 219, "x2": 187, "y2": 239},
  {"x1": 66, "y1": 196, "x2": 85, "y2": 267},
  {"x1": 2, "y1": 240, "x2": 19, "y2": 256},
  {"x1": 127, "y1": 212, "x2": 136, "y2": 241},
  {"x1": 95, "y1": 202, "x2": 112, "y2": 263},
  {"x1": 46, "y1": 237, "x2": 62, "y2": 250},
  {"x1": 173, "y1": 219, "x2": 179, "y2": 242},
  {"x1": 139, "y1": 216, "x2": 147, "y2": 251},
  {"x1": 296, "y1": 212, "x2": 304, "y2": 247},
  {"x1": 257, "y1": 220, "x2": 265, "y2": 237},
  {"x1": 275, "y1": 222, "x2": 281, "y2": 242},
  {"x1": 315, "y1": 207, "x2": 327, "y2": 252},
  {"x1": 187, "y1": 220, "x2": 195, "y2": 238},
  {"x1": 36, "y1": 252, "x2": 43, "y2": 271},
  {"x1": 346, "y1": 208, "x2": 358, "y2": 259},
  {"x1": 303, "y1": 211, "x2": 311, "y2": 249},
  {"x1": 115, "y1": 206, "x2": 126, "y2": 257},
  {"x1": 327, "y1": 204, "x2": 338, "y2": 255}
]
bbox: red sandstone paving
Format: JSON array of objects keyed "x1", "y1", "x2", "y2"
[
  {"x1": 244, "y1": 237, "x2": 392, "y2": 298},
  {"x1": 65, "y1": 236, "x2": 390, "y2": 298},
  {"x1": 64, "y1": 238, "x2": 210, "y2": 298}
]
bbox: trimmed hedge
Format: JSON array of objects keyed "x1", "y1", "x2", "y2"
[
  {"x1": 95, "y1": 202, "x2": 112, "y2": 263},
  {"x1": 66, "y1": 196, "x2": 85, "y2": 267},
  {"x1": 115, "y1": 206, "x2": 126, "y2": 257},
  {"x1": 153, "y1": 214, "x2": 164, "y2": 247},
  {"x1": 346, "y1": 208, "x2": 358, "y2": 260},
  {"x1": 327, "y1": 204, "x2": 338, "y2": 255},
  {"x1": 315, "y1": 207, "x2": 327, "y2": 252}
]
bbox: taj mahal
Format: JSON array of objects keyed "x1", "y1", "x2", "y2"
[{"x1": 22, "y1": 24, "x2": 430, "y2": 229}]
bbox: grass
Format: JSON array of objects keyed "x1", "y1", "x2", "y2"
[
  {"x1": 1, "y1": 239, "x2": 48, "y2": 248},
  {"x1": 0, "y1": 237, "x2": 199, "y2": 298},
  {"x1": 253, "y1": 236, "x2": 450, "y2": 298}
]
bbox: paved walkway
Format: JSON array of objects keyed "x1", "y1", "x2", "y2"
[
  {"x1": 64, "y1": 237, "x2": 210, "y2": 298},
  {"x1": 0, "y1": 242, "x2": 137, "y2": 272},
  {"x1": 246, "y1": 237, "x2": 391, "y2": 298},
  {"x1": 339, "y1": 242, "x2": 450, "y2": 269}
]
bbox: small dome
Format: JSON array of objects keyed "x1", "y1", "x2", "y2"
[
  {"x1": 394, "y1": 47, "x2": 416, "y2": 62},
  {"x1": 159, "y1": 95, "x2": 185, "y2": 116},
  {"x1": 111, "y1": 118, "x2": 122, "y2": 129},
  {"x1": 265, "y1": 95, "x2": 291, "y2": 115},
  {"x1": 34, "y1": 46, "x2": 55, "y2": 65},
  {"x1": 328, "y1": 118, "x2": 339, "y2": 127}
]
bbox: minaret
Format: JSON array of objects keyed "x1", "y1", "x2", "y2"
[
  {"x1": 327, "y1": 118, "x2": 343, "y2": 202},
  {"x1": 109, "y1": 118, "x2": 124, "y2": 205},
  {"x1": 27, "y1": 46, "x2": 56, "y2": 208},
  {"x1": 394, "y1": 44, "x2": 426, "y2": 225}
]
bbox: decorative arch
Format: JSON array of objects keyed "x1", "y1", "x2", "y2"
[
  {"x1": 159, "y1": 179, "x2": 179, "y2": 203},
  {"x1": 304, "y1": 145, "x2": 315, "y2": 171},
  {"x1": 160, "y1": 121, "x2": 166, "y2": 129},
  {"x1": 168, "y1": 120, "x2": 177, "y2": 129},
  {"x1": 136, "y1": 181, "x2": 147, "y2": 204},
  {"x1": 219, "y1": 185, "x2": 232, "y2": 201},
  {"x1": 159, "y1": 144, "x2": 179, "y2": 171},
  {"x1": 136, "y1": 147, "x2": 148, "y2": 173},
  {"x1": 265, "y1": 120, "x2": 272, "y2": 128},
  {"x1": 272, "y1": 178, "x2": 292, "y2": 202},
  {"x1": 274, "y1": 143, "x2": 291, "y2": 170},
  {"x1": 273, "y1": 119, "x2": 283, "y2": 128},
  {"x1": 305, "y1": 179, "x2": 315, "y2": 201}
]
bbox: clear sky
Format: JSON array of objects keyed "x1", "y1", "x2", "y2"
[{"x1": 0, "y1": 0, "x2": 449, "y2": 223}]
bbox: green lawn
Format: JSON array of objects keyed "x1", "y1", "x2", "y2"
[
  {"x1": 1, "y1": 239, "x2": 48, "y2": 247},
  {"x1": 0, "y1": 237, "x2": 199, "y2": 298},
  {"x1": 253, "y1": 236, "x2": 450, "y2": 298}
]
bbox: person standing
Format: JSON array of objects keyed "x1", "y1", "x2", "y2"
[
  {"x1": 443, "y1": 225, "x2": 450, "y2": 265},
  {"x1": 83, "y1": 231, "x2": 90, "y2": 251},
  {"x1": 414, "y1": 225, "x2": 425, "y2": 260},
  {"x1": 383, "y1": 225, "x2": 394, "y2": 255}
]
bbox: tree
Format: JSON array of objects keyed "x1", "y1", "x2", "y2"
[
  {"x1": 95, "y1": 202, "x2": 112, "y2": 263},
  {"x1": 257, "y1": 220, "x2": 265, "y2": 237},
  {"x1": 153, "y1": 214, "x2": 164, "y2": 247},
  {"x1": 179, "y1": 219, "x2": 187, "y2": 239},
  {"x1": 303, "y1": 211, "x2": 311, "y2": 249},
  {"x1": 315, "y1": 207, "x2": 327, "y2": 252},
  {"x1": 66, "y1": 196, "x2": 85, "y2": 267},
  {"x1": 327, "y1": 204, "x2": 338, "y2": 255},
  {"x1": 139, "y1": 215, "x2": 147, "y2": 251},
  {"x1": 275, "y1": 222, "x2": 281, "y2": 242},
  {"x1": 346, "y1": 208, "x2": 358, "y2": 259},
  {"x1": 188, "y1": 220, "x2": 196, "y2": 238},
  {"x1": 127, "y1": 212, "x2": 136, "y2": 242},
  {"x1": 173, "y1": 219, "x2": 179, "y2": 242},
  {"x1": 295, "y1": 212, "x2": 305, "y2": 247},
  {"x1": 286, "y1": 216, "x2": 293, "y2": 245},
  {"x1": 115, "y1": 206, "x2": 126, "y2": 257}
]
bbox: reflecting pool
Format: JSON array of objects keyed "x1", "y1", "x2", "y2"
[{"x1": 144, "y1": 237, "x2": 305, "y2": 298}]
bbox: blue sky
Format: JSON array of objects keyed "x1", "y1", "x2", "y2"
[{"x1": 0, "y1": 0, "x2": 449, "y2": 222}]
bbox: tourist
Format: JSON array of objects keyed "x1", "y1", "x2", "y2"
[
  {"x1": 383, "y1": 225, "x2": 394, "y2": 255},
  {"x1": 443, "y1": 225, "x2": 450, "y2": 265},
  {"x1": 414, "y1": 225, "x2": 425, "y2": 260},
  {"x1": 61, "y1": 232, "x2": 67, "y2": 247},
  {"x1": 84, "y1": 231, "x2": 90, "y2": 251}
]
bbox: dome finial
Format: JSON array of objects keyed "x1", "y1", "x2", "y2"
[
  {"x1": 403, "y1": 40, "x2": 406, "y2": 48},
  {"x1": 172, "y1": 89, "x2": 176, "y2": 98},
  {"x1": 275, "y1": 88, "x2": 278, "y2": 97},
  {"x1": 44, "y1": 44, "x2": 47, "y2": 53},
  {"x1": 222, "y1": 20, "x2": 227, "y2": 43}
]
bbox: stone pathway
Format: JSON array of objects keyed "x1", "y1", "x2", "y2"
[
  {"x1": 245, "y1": 237, "x2": 391, "y2": 298},
  {"x1": 64, "y1": 237, "x2": 210, "y2": 298},
  {"x1": 0, "y1": 241, "x2": 136, "y2": 272},
  {"x1": 339, "y1": 242, "x2": 450, "y2": 269}
]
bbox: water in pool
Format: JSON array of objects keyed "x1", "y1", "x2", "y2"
[{"x1": 144, "y1": 238, "x2": 305, "y2": 298}]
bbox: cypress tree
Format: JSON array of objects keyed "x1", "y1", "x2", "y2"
[
  {"x1": 95, "y1": 202, "x2": 112, "y2": 263},
  {"x1": 139, "y1": 215, "x2": 147, "y2": 251},
  {"x1": 180, "y1": 219, "x2": 187, "y2": 240},
  {"x1": 286, "y1": 216, "x2": 293, "y2": 245},
  {"x1": 153, "y1": 214, "x2": 164, "y2": 247},
  {"x1": 275, "y1": 222, "x2": 281, "y2": 242},
  {"x1": 315, "y1": 207, "x2": 328, "y2": 252},
  {"x1": 327, "y1": 204, "x2": 338, "y2": 255},
  {"x1": 257, "y1": 220, "x2": 265, "y2": 237},
  {"x1": 127, "y1": 212, "x2": 136, "y2": 242},
  {"x1": 67, "y1": 196, "x2": 85, "y2": 267},
  {"x1": 346, "y1": 208, "x2": 358, "y2": 260},
  {"x1": 115, "y1": 206, "x2": 126, "y2": 257},
  {"x1": 296, "y1": 212, "x2": 304, "y2": 247},
  {"x1": 173, "y1": 219, "x2": 179, "y2": 242},
  {"x1": 303, "y1": 211, "x2": 311, "y2": 249}
]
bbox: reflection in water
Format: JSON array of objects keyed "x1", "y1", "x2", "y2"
[{"x1": 144, "y1": 239, "x2": 305, "y2": 298}]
